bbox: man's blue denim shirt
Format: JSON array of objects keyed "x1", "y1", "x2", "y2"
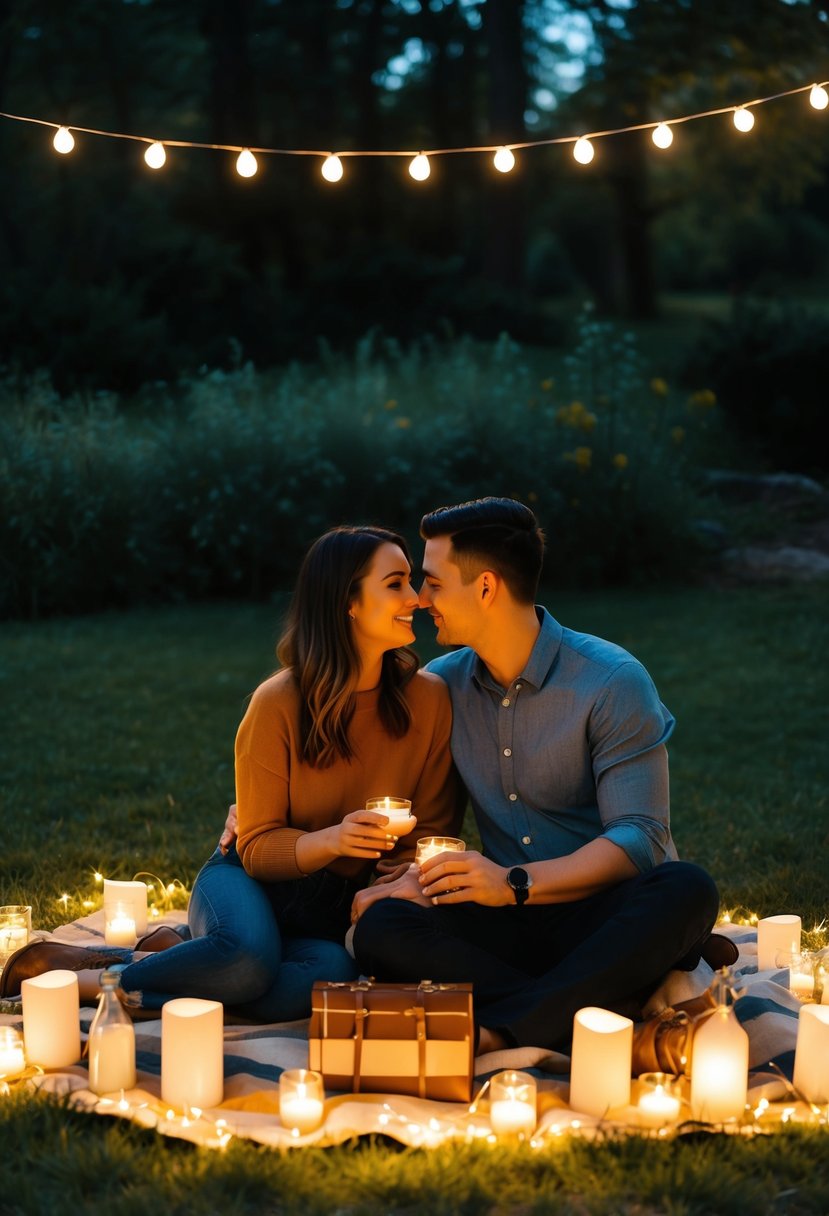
[{"x1": 424, "y1": 607, "x2": 677, "y2": 874}]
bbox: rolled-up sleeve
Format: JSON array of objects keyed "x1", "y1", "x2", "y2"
[{"x1": 589, "y1": 661, "x2": 676, "y2": 872}]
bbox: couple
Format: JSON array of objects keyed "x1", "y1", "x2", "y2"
[{"x1": 2, "y1": 497, "x2": 726, "y2": 1057}]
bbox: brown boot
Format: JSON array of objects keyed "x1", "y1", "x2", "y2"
[{"x1": 631, "y1": 989, "x2": 718, "y2": 1077}]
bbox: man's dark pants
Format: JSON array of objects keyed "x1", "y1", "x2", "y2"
[{"x1": 353, "y1": 860, "x2": 719, "y2": 1050}]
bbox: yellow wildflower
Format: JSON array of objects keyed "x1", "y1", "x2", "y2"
[
  {"x1": 565, "y1": 446, "x2": 592, "y2": 472},
  {"x1": 557, "y1": 401, "x2": 588, "y2": 428},
  {"x1": 540, "y1": 378, "x2": 554, "y2": 392},
  {"x1": 612, "y1": 453, "x2": 628, "y2": 470},
  {"x1": 384, "y1": 398, "x2": 398, "y2": 411},
  {"x1": 688, "y1": 389, "x2": 716, "y2": 410},
  {"x1": 671, "y1": 426, "x2": 686, "y2": 445},
  {"x1": 579, "y1": 411, "x2": 597, "y2": 433},
  {"x1": 650, "y1": 377, "x2": 669, "y2": 397},
  {"x1": 395, "y1": 416, "x2": 411, "y2": 429}
]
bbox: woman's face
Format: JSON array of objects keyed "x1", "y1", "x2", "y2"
[{"x1": 349, "y1": 542, "x2": 418, "y2": 656}]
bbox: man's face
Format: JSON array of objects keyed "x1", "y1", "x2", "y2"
[{"x1": 418, "y1": 536, "x2": 482, "y2": 647}]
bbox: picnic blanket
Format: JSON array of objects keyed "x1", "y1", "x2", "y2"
[{"x1": 0, "y1": 913, "x2": 818, "y2": 1149}]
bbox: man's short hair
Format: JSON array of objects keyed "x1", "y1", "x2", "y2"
[{"x1": 420, "y1": 497, "x2": 545, "y2": 604}]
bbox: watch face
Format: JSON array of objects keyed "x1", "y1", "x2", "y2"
[{"x1": 508, "y1": 867, "x2": 529, "y2": 890}]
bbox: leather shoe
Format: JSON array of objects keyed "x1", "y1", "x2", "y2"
[
  {"x1": 135, "y1": 926, "x2": 185, "y2": 952},
  {"x1": 631, "y1": 990, "x2": 717, "y2": 1077},
  {"x1": 0, "y1": 940, "x2": 126, "y2": 998},
  {"x1": 699, "y1": 932, "x2": 739, "y2": 970}
]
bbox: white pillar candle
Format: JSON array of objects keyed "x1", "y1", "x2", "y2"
[
  {"x1": 161, "y1": 998, "x2": 224, "y2": 1111},
  {"x1": 757, "y1": 914, "x2": 801, "y2": 972},
  {"x1": 569, "y1": 1007, "x2": 633, "y2": 1118},
  {"x1": 105, "y1": 902, "x2": 138, "y2": 948},
  {"x1": 279, "y1": 1068, "x2": 325, "y2": 1134},
  {"x1": 103, "y1": 880, "x2": 148, "y2": 937},
  {"x1": 793, "y1": 1004, "x2": 829, "y2": 1103},
  {"x1": 0, "y1": 1027, "x2": 26, "y2": 1077},
  {"x1": 690, "y1": 1004, "x2": 748, "y2": 1123},
  {"x1": 489, "y1": 1069, "x2": 537, "y2": 1137},
  {"x1": 21, "y1": 970, "x2": 81, "y2": 1068}
]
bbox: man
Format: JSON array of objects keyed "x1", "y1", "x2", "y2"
[{"x1": 352, "y1": 497, "x2": 726, "y2": 1056}]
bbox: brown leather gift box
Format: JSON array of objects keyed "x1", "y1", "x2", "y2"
[{"x1": 308, "y1": 978, "x2": 474, "y2": 1102}]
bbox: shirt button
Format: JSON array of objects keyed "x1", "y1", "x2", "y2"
[
  {"x1": 515, "y1": 683, "x2": 522, "y2": 691},
  {"x1": 509, "y1": 794, "x2": 518, "y2": 802},
  {"x1": 522, "y1": 835, "x2": 532, "y2": 845},
  {"x1": 503, "y1": 748, "x2": 512, "y2": 757},
  {"x1": 501, "y1": 698, "x2": 510, "y2": 707}
]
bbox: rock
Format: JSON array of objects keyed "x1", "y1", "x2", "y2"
[
  {"x1": 704, "y1": 470, "x2": 825, "y2": 502},
  {"x1": 720, "y1": 546, "x2": 829, "y2": 582}
]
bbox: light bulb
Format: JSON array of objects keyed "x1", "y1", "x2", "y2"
[
  {"x1": 236, "y1": 148, "x2": 258, "y2": 178},
  {"x1": 493, "y1": 146, "x2": 515, "y2": 173},
  {"x1": 144, "y1": 142, "x2": 166, "y2": 169},
  {"x1": 573, "y1": 137, "x2": 594, "y2": 165},
  {"x1": 53, "y1": 126, "x2": 74, "y2": 155},
  {"x1": 321, "y1": 154, "x2": 344, "y2": 182},
  {"x1": 651, "y1": 123, "x2": 673, "y2": 149},
  {"x1": 409, "y1": 153, "x2": 431, "y2": 181},
  {"x1": 733, "y1": 107, "x2": 755, "y2": 133},
  {"x1": 810, "y1": 84, "x2": 829, "y2": 111}
]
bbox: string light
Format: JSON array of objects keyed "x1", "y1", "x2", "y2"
[
  {"x1": 493, "y1": 146, "x2": 515, "y2": 173},
  {"x1": 144, "y1": 141, "x2": 166, "y2": 169},
  {"x1": 321, "y1": 153, "x2": 343, "y2": 182},
  {"x1": 235, "y1": 148, "x2": 258, "y2": 178},
  {"x1": 810, "y1": 83, "x2": 829, "y2": 110},
  {"x1": 651, "y1": 122, "x2": 673, "y2": 149},
  {"x1": 1, "y1": 77, "x2": 824, "y2": 188},
  {"x1": 408, "y1": 153, "x2": 430, "y2": 181},
  {"x1": 52, "y1": 126, "x2": 74, "y2": 154},
  {"x1": 573, "y1": 136, "x2": 594, "y2": 164}
]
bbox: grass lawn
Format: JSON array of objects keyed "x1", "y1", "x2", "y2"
[{"x1": 1, "y1": 584, "x2": 828, "y2": 1213}]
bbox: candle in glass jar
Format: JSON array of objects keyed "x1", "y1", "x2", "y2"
[
  {"x1": 0, "y1": 1027, "x2": 26, "y2": 1077},
  {"x1": 365, "y1": 796, "x2": 414, "y2": 834},
  {"x1": 637, "y1": 1073, "x2": 681, "y2": 1126},
  {"x1": 279, "y1": 1068, "x2": 324, "y2": 1133},
  {"x1": 489, "y1": 1069, "x2": 537, "y2": 1136},
  {"x1": 105, "y1": 904, "x2": 137, "y2": 948},
  {"x1": 415, "y1": 837, "x2": 466, "y2": 866}
]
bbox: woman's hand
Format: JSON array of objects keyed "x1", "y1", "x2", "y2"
[
  {"x1": 351, "y1": 866, "x2": 431, "y2": 922},
  {"x1": 326, "y1": 810, "x2": 400, "y2": 860}
]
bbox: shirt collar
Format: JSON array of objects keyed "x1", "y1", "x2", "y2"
[{"x1": 472, "y1": 607, "x2": 563, "y2": 692}]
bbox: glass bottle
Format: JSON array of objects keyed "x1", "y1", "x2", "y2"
[
  {"x1": 689, "y1": 970, "x2": 748, "y2": 1123},
  {"x1": 88, "y1": 968, "x2": 136, "y2": 1096}
]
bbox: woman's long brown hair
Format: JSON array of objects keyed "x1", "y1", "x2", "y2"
[{"x1": 276, "y1": 526, "x2": 419, "y2": 767}]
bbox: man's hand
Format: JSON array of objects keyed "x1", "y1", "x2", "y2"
[
  {"x1": 418, "y1": 850, "x2": 512, "y2": 906},
  {"x1": 219, "y1": 803, "x2": 238, "y2": 854},
  {"x1": 351, "y1": 866, "x2": 431, "y2": 922}
]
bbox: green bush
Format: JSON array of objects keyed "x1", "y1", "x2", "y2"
[
  {"x1": 0, "y1": 320, "x2": 718, "y2": 618},
  {"x1": 683, "y1": 296, "x2": 829, "y2": 475}
]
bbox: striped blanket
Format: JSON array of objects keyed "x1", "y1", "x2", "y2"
[{"x1": 0, "y1": 914, "x2": 815, "y2": 1148}]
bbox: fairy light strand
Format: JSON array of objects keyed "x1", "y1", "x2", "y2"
[{"x1": 0, "y1": 77, "x2": 826, "y2": 178}]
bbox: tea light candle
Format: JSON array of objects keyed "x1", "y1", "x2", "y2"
[
  {"x1": 569, "y1": 1007, "x2": 633, "y2": 1117},
  {"x1": 161, "y1": 998, "x2": 224, "y2": 1111},
  {"x1": 0, "y1": 1027, "x2": 26, "y2": 1078},
  {"x1": 21, "y1": 970, "x2": 81, "y2": 1068},
  {"x1": 415, "y1": 836, "x2": 466, "y2": 866},
  {"x1": 637, "y1": 1072, "x2": 681, "y2": 1126},
  {"x1": 105, "y1": 904, "x2": 137, "y2": 948},
  {"x1": 489, "y1": 1069, "x2": 537, "y2": 1137},
  {"x1": 793, "y1": 1004, "x2": 829, "y2": 1103},
  {"x1": 103, "y1": 880, "x2": 148, "y2": 937},
  {"x1": 0, "y1": 905, "x2": 31, "y2": 966},
  {"x1": 757, "y1": 914, "x2": 801, "y2": 972},
  {"x1": 279, "y1": 1068, "x2": 324, "y2": 1133},
  {"x1": 789, "y1": 955, "x2": 815, "y2": 1001},
  {"x1": 365, "y1": 796, "x2": 414, "y2": 834}
]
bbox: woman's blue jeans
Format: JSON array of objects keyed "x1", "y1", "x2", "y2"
[{"x1": 117, "y1": 845, "x2": 359, "y2": 1020}]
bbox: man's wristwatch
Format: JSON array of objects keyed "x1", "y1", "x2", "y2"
[{"x1": 506, "y1": 866, "x2": 533, "y2": 906}]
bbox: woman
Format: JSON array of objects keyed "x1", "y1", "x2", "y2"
[{"x1": 1, "y1": 527, "x2": 463, "y2": 1019}]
